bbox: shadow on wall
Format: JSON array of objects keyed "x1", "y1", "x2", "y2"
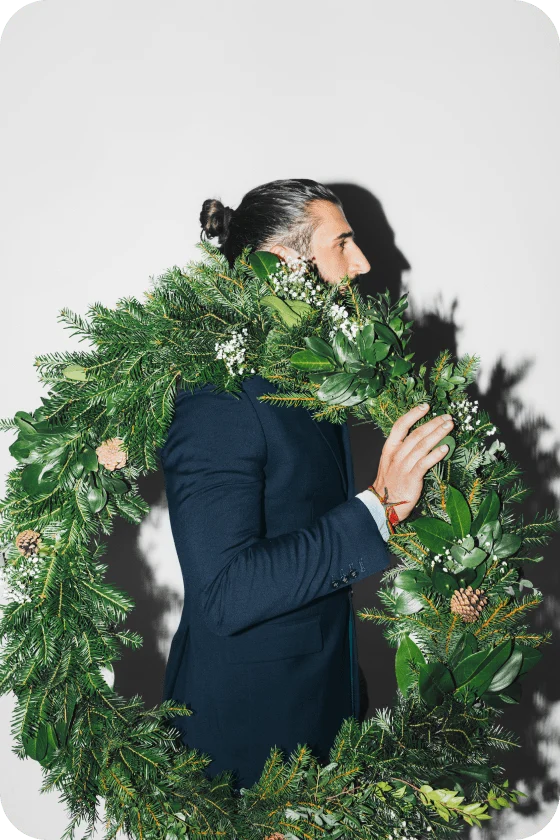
[
  {"x1": 105, "y1": 181, "x2": 560, "y2": 840},
  {"x1": 330, "y1": 183, "x2": 560, "y2": 840}
]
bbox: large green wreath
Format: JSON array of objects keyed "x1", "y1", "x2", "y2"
[{"x1": 0, "y1": 242, "x2": 556, "y2": 840}]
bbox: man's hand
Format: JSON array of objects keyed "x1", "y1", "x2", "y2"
[{"x1": 372, "y1": 403, "x2": 454, "y2": 524}]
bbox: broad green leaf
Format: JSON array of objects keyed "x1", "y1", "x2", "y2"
[
  {"x1": 476, "y1": 522, "x2": 502, "y2": 559},
  {"x1": 332, "y1": 330, "x2": 359, "y2": 365},
  {"x1": 453, "y1": 640, "x2": 513, "y2": 697},
  {"x1": 388, "y1": 357, "x2": 413, "y2": 377},
  {"x1": 21, "y1": 463, "x2": 57, "y2": 496},
  {"x1": 356, "y1": 323, "x2": 377, "y2": 350},
  {"x1": 260, "y1": 295, "x2": 312, "y2": 328},
  {"x1": 317, "y1": 372, "x2": 356, "y2": 404},
  {"x1": 249, "y1": 250, "x2": 281, "y2": 279},
  {"x1": 78, "y1": 445, "x2": 99, "y2": 472},
  {"x1": 372, "y1": 321, "x2": 399, "y2": 347},
  {"x1": 445, "y1": 485, "x2": 472, "y2": 538},
  {"x1": 393, "y1": 569, "x2": 432, "y2": 593},
  {"x1": 99, "y1": 474, "x2": 129, "y2": 495},
  {"x1": 451, "y1": 546, "x2": 488, "y2": 569},
  {"x1": 14, "y1": 412, "x2": 38, "y2": 435},
  {"x1": 470, "y1": 490, "x2": 501, "y2": 536},
  {"x1": 290, "y1": 350, "x2": 336, "y2": 372},
  {"x1": 395, "y1": 591, "x2": 424, "y2": 615},
  {"x1": 363, "y1": 342, "x2": 390, "y2": 365},
  {"x1": 9, "y1": 438, "x2": 42, "y2": 464},
  {"x1": 34, "y1": 722, "x2": 49, "y2": 763},
  {"x1": 430, "y1": 434, "x2": 456, "y2": 461},
  {"x1": 452, "y1": 765, "x2": 494, "y2": 783},
  {"x1": 418, "y1": 662, "x2": 455, "y2": 708},
  {"x1": 493, "y1": 533, "x2": 522, "y2": 559},
  {"x1": 486, "y1": 648, "x2": 523, "y2": 693},
  {"x1": 517, "y1": 645, "x2": 543, "y2": 678},
  {"x1": 413, "y1": 517, "x2": 456, "y2": 553},
  {"x1": 431, "y1": 569, "x2": 458, "y2": 596},
  {"x1": 86, "y1": 484, "x2": 107, "y2": 514},
  {"x1": 448, "y1": 632, "x2": 478, "y2": 669},
  {"x1": 396, "y1": 635, "x2": 426, "y2": 696},
  {"x1": 303, "y1": 336, "x2": 336, "y2": 362},
  {"x1": 62, "y1": 364, "x2": 87, "y2": 381}
]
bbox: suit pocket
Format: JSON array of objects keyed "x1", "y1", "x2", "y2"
[{"x1": 224, "y1": 615, "x2": 323, "y2": 663}]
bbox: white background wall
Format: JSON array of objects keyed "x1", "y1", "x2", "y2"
[{"x1": 0, "y1": 1, "x2": 559, "y2": 838}]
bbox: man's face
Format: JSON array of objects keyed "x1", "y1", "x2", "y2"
[{"x1": 266, "y1": 200, "x2": 371, "y2": 292}]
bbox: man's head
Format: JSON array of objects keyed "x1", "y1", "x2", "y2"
[{"x1": 199, "y1": 179, "x2": 371, "y2": 290}]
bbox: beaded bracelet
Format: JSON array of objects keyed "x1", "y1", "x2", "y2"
[{"x1": 367, "y1": 484, "x2": 409, "y2": 535}]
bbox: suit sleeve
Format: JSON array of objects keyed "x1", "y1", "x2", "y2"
[{"x1": 160, "y1": 383, "x2": 391, "y2": 636}]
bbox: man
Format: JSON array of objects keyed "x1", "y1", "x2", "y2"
[{"x1": 160, "y1": 179, "x2": 454, "y2": 790}]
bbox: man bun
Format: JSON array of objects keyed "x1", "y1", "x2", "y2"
[{"x1": 199, "y1": 198, "x2": 235, "y2": 244}]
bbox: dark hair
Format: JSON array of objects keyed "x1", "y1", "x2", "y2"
[{"x1": 199, "y1": 178, "x2": 343, "y2": 267}]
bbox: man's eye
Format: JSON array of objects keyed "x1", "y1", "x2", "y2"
[{"x1": 339, "y1": 240, "x2": 346, "y2": 250}]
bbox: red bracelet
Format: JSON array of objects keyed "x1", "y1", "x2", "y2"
[{"x1": 367, "y1": 484, "x2": 409, "y2": 534}]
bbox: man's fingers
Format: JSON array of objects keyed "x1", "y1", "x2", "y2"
[
  {"x1": 385, "y1": 403, "x2": 431, "y2": 447},
  {"x1": 412, "y1": 439, "x2": 450, "y2": 476},
  {"x1": 405, "y1": 416, "x2": 454, "y2": 461}
]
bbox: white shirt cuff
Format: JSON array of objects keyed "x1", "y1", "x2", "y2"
[{"x1": 355, "y1": 489, "x2": 391, "y2": 542}]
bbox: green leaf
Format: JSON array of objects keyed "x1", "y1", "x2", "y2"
[
  {"x1": 316, "y1": 372, "x2": 357, "y2": 404},
  {"x1": 431, "y1": 569, "x2": 458, "y2": 596},
  {"x1": 413, "y1": 517, "x2": 456, "y2": 553},
  {"x1": 393, "y1": 568, "x2": 432, "y2": 593},
  {"x1": 453, "y1": 640, "x2": 513, "y2": 697},
  {"x1": 86, "y1": 483, "x2": 108, "y2": 514},
  {"x1": 363, "y1": 342, "x2": 390, "y2": 365},
  {"x1": 62, "y1": 364, "x2": 87, "y2": 381},
  {"x1": 448, "y1": 632, "x2": 478, "y2": 669},
  {"x1": 249, "y1": 250, "x2": 281, "y2": 279},
  {"x1": 445, "y1": 486, "x2": 472, "y2": 538},
  {"x1": 470, "y1": 490, "x2": 501, "y2": 536},
  {"x1": 332, "y1": 330, "x2": 359, "y2": 365},
  {"x1": 388, "y1": 357, "x2": 413, "y2": 377},
  {"x1": 303, "y1": 336, "x2": 336, "y2": 362},
  {"x1": 396, "y1": 635, "x2": 426, "y2": 696},
  {"x1": 418, "y1": 662, "x2": 455, "y2": 708},
  {"x1": 9, "y1": 438, "x2": 42, "y2": 464},
  {"x1": 260, "y1": 295, "x2": 312, "y2": 328},
  {"x1": 34, "y1": 722, "x2": 49, "y2": 763},
  {"x1": 486, "y1": 648, "x2": 524, "y2": 693},
  {"x1": 452, "y1": 765, "x2": 494, "y2": 783},
  {"x1": 14, "y1": 412, "x2": 38, "y2": 435},
  {"x1": 40, "y1": 722, "x2": 59, "y2": 766},
  {"x1": 372, "y1": 321, "x2": 399, "y2": 347},
  {"x1": 493, "y1": 533, "x2": 523, "y2": 559},
  {"x1": 451, "y1": 546, "x2": 488, "y2": 569},
  {"x1": 20, "y1": 462, "x2": 57, "y2": 496},
  {"x1": 78, "y1": 445, "x2": 99, "y2": 472},
  {"x1": 430, "y1": 434, "x2": 456, "y2": 461},
  {"x1": 394, "y1": 592, "x2": 424, "y2": 615},
  {"x1": 517, "y1": 645, "x2": 543, "y2": 678},
  {"x1": 290, "y1": 350, "x2": 336, "y2": 372},
  {"x1": 98, "y1": 474, "x2": 129, "y2": 495}
]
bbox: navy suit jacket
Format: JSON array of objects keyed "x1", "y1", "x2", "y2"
[{"x1": 159, "y1": 374, "x2": 391, "y2": 790}]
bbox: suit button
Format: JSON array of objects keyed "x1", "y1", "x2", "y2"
[
  {"x1": 341, "y1": 576, "x2": 348, "y2": 583},
  {"x1": 349, "y1": 569, "x2": 357, "y2": 578},
  {"x1": 332, "y1": 580, "x2": 340, "y2": 588}
]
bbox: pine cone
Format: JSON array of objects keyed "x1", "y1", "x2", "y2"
[
  {"x1": 96, "y1": 437, "x2": 127, "y2": 472},
  {"x1": 15, "y1": 529, "x2": 42, "y2": 557},
  {"x1": 450, "y1": 586, "x2": 488, "y2": 623},
  {"x1": 264, "y1": 834, "x2": 285, "y2": 840}
]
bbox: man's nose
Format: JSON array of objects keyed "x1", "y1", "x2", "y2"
[{"x1": 350, "y1": 249, "x2": 371, "y2": 277}]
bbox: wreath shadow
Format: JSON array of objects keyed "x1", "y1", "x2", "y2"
[{"x1": 104, "y1": 182, "x2": 559, "y2": 839}]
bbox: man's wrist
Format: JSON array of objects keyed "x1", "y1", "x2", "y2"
[{"x1": 355, "y1": 489, "x2": 391, "y2": 542}]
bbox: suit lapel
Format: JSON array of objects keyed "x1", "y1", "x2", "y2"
[{"x1": 305, "y1": 410, "x2": 351, "y2": 500}]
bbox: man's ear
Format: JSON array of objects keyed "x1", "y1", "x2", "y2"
[{"x1": 266, "y1": 243, "x2": 298, "y2": 261}]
